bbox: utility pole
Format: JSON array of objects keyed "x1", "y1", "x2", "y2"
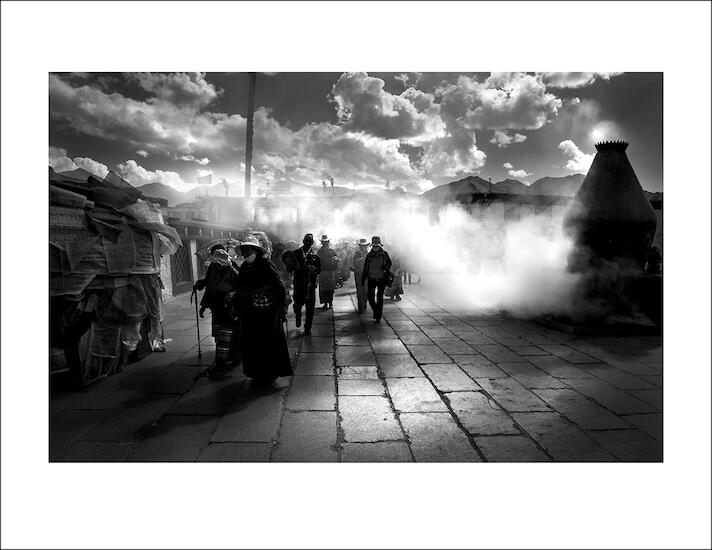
[{"x1": 245, "y1": 72, "x2": 256, "y2": 197}]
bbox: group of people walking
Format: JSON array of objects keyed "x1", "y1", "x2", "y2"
[{"x1": 193, "y1": 232, "x2": 404, "y2": 385}]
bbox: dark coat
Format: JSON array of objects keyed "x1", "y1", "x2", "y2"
[
  {"x1": 291, "y1": 246, "x2": 321, "y2": 291},
  {"x1": 234, "y1": 257, "x2": 292, "y2": 381},
  {"x1": 361, "y1": 248, "x2": 392, "y2": 284},
  {"x1": 195, "y1": 262, "x2": 239, "y2": 310}
]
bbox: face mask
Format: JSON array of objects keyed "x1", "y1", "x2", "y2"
[{"x1": 244, "y1": 252, "x2": 257, "y2": 264}]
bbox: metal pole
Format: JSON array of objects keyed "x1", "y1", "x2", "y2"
[{"x1": 245, "y1": 72, "x2": 256, "y2": 198}]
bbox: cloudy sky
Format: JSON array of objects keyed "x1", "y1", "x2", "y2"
[{"x1": 49, "y1": 72, "x2": 662, "y2": 193}]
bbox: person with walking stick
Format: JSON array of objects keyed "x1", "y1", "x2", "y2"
[{"x1": 193, "y1": 248, "x2": 240, "y2": 376}]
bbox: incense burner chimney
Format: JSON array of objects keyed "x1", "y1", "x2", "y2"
[{"x1": 564, "y1": 141, "x2": 657, "y2": 272}]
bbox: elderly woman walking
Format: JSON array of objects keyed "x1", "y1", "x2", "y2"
[
  {"x1": 193, "y1": 247, "x2": 241, "y2": 376},
  {"x1": 233, "y1": 235, "x2": 293, "y2": 386}
]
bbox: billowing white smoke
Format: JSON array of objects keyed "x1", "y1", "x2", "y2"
[{"x1": 265, "y1": 194, "x2": 582, "y2": 318}]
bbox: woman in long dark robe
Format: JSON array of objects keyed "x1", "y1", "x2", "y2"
[{"x1": 234, "y1": 237, "x2": 293, "y2": 386}]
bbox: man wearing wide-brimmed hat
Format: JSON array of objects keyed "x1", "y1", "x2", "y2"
[
  {"x1": 316, "y1": 234, "x2": 340, "y2": 310},
  {"x1": 351, "y1": 238, "x2": 370, "y2": 313},
  {"x1": 361, "y1": 236, "x2": 392, "y2": 323}
]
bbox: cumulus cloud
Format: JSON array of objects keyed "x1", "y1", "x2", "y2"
[
  {"x1": 331, "y1": 72, "x2": 445, "y2": 141},
  {"x1": 437, "y1": 72, "x2": 562, "y2": 131},
  {"x1": 136, "y1": 149, "x2": 149, "y2": 158},
  {"x1": 176, "y1": 154, "x2": 210, "y2": 165},
  {"x1": 117, "y1": 159, "x2": 197, "y2": 192},
  {"x1": 558, "y1": 140, "x2": 594, "y2": 171},
  {"x1": 48, "y1": 146, "x2": 108, "y2": 178},
  {"x1": 508, "y1": 169, "x2": 531, "y2": 179},
  {"x1": 49, "y1": 146, "x2": 78, "y2": 172},
  {"x1": 490, "y1": 130, "x2": 527, "y2": 148},
  {"x1": 502, "y1": 161, "x2": 531, "y2": 179},
  {"x1": 126, "y1": 72, "x2": 219, "y2": 108},
  {"x1": 73, "y1": 157, "x2": 109, "y2": 178},
  {"x1": 540, "y1": 72, "x2": 623, "y2": 89}
]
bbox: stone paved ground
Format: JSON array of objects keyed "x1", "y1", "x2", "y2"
[{"x1": 50, "y1": 280, "x2": 663, "y2": 462}]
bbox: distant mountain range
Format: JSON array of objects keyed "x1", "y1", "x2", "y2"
[
  {"x1": 54, "y1": 167, "x2": 661, "y2": 206},
  {"x1": 423, "y1": 173, "x2": 661, "y2": 201}
]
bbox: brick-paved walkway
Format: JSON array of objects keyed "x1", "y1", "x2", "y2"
[{"x1": 50, "y1": 280, "x2": 663, "y2": 462}]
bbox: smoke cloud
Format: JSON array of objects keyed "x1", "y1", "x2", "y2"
[{"x1": 259, "y1": 193, "x2": 582, "y2": 318}]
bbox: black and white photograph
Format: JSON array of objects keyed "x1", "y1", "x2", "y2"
[
  {"x1": 47, "y1": 70, "x2": 665, "y2": 463},
  {"x1": 2, "y1": 1, "x2": 710, "y2": 549}
]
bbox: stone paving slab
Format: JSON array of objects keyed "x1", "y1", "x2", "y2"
[
  {"x1": 339, "y1": 395, "x2": 403, "y2": 443},
  {"x1": 532, "y1": 389, "x2": 631, "y2": 430},
  {"x1": 198, "y1": 442, "x2": 272, "y2": 462},
  {"x1": 295, "y1": 353, "x2": 334, "y2": 375},
  {"x1": 458, "y1": 361, "x2": 509, "y2": 379},
  {"x1": 386, "y1": 378, "x2": 448, "y2": 412},
  {"x1": 563, "y1": 379, "x2": 658, "y2": 415},
  {"x1": 212, "y1": 391, "x2": 285, "y2": 442},
  {"x1": 537, "y1": 344, "x2": 600, "y2": 364},
  {"x1": 285, "y1": 375, "x2": 335, "y2": 411},
  {"x1": 365, "y1": 325, "x2": 398, "y2": 338},
  {"x1": 496, "y1": 362, "x2": 569, "y2": 389},
  {"x1": 512, "y1": 412, "x2": 615, "y2": 461},
  {"x1": 371, "y1": 339, "x2": 410, "y2": 355},
  {"x1": 445, "y1": 391, "x2": 518, "y2": 436},
  {"x1": 335, "y1": 333, "x2": 371, "y2": 346},
  {"x1": 53, "y1": 441, "x2": 136, "y2": 462},
  {"x1": 337, "y1": 366, "x2": 380, "y2": 380},
  {"x1": 474, "y1": 435, "x2": 551, "y2": 462},
  {"x1": 376, "y1": 355, "x2": 424, "y2": 377},
  {"x1": 338, "y1": 379, "x2": 385, "y2": 396},
  {"x1": 526, "y1": 355, "x2": 595, "y2": 379},
  {"x1": 421, "y1": 364, "x2": 481, "y2": 392},
  {"x1": 406, "y1": 344, "x2": 452, "y2": 364},
  {"x1": 396, "y1": 331, "x2": 434, "y2": 345},
  {"x1": 341, "y1": 441, "x2": 413, "y2": 462},
  {"x1": 336, "y1": 346, "x2": 376, "y2": 366},
  {"x1": 127, "y1": 415, "x2": 220, "y2": 461},
  {"x1": 300, "y1": 336, "x2": 335, "y2": 353},
  {"x1": 578, "y1": 364, "x2": 657, "y2": 390},
  {"x1": 272, "y1": 411, "x2": 337, "y2": 462},
  {"x1": 50, "y1": 410, "x2": 110, "y2": 458},
  {"x1": 431, "y1": 338, "x2": 475, "y2": 355},
  {"x1": 621, "y1": 413, "x2": 663, "y2": 441},
  {"x1": 588, "y1": 429, "x2": 662, "y2": 461},
  {"x1": 477, "y1": 378, "x2": 551, "y2": 412},
  {"x1": 400, "y1": 412, "x2": 481, "y2": 462},
  {"x1": 167, "y1": 376, "x2": 245, "y2": 416},
  {"x1": 81, "y1": 394, "x2": 179, "y2": 442},
  {"x1": 626, "y1": 389, "x2": 663, "y2": 410},
  {"x1": 473, "y1": 344, "x2": 528, "y2": 363}
]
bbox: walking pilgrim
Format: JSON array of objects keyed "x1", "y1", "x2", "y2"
[
  {"x1": 316, "y1": 234, "x2": 340, "y2": 310},
  {"x1": 361, "y1": 236, "x2": 393, "y2": 323},
  {"x1": 232, "y1": 235, "x2": 293, "y2": 386},
  {"x1": 351, "y1": 238, "x2": 370, "y2": 314}
]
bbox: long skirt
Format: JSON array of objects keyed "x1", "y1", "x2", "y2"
[
  {"x1": 240, "y1": 307, "x2": 293, "y2": 383},
  {"x1": 318, "y1": 270, "x2": 337, "y2": 304},
  {"x1": 211, "y1": 305, "x2": 240, "y2": 364}
]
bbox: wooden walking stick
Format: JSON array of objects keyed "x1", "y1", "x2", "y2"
[{"x1": 190, "y1": 287, "x2": 202, "y2": 359}]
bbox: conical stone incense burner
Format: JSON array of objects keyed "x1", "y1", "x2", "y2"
[{"x1": 564, "y1": 141, "x2": 657, "y2": 272}]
